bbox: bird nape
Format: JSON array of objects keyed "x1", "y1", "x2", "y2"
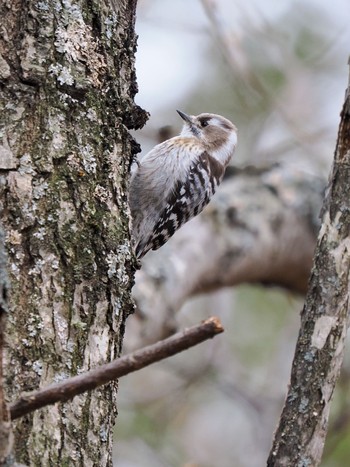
[{"x1": 129, "y1": 110, "x2": 237, "y2": 259}]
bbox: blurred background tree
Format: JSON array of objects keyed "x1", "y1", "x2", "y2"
[{"x1": 115, "y1": 1, "x2": 350, "y2": 466}]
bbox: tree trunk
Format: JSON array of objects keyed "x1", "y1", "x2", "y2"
[
  {"x1": 267, "y1": 65, "x2": 350, "y2": 466},
  {"x1": 0, "y1": 0, "x2": 146, "y2": 464}
]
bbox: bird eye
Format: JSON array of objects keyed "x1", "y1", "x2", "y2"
[{"x1": 201, "y1": 120, "x2": 209, "y2": 127}]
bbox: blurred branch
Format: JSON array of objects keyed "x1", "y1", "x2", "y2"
[
  {"x1": 10, "y1": 317, "x2": 224, "y2": 420},
  {"x1": 267, "y1": 63, "x2": 350, "y2": 467},
  {"x1": 200, "y1": 0, "x2": 326, "y2": 156},
  {"x1": 132, "y1": 162, "x2": 324, "y2": 344}
]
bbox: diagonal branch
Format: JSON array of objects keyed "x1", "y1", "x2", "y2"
[
  {"x1": 267, "y1": 61, "x2": 350, "y2": 466},
  {"x1": 10, "y1": 317, "x2": 224, "y2": 420}
]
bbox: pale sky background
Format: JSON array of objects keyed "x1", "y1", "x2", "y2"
[
  {"x1": 135, "y1": 0, "x2": 349, "y2": 114},
  {"x1": 134, "y1": 0, "x2": 350, "y2": 171}
]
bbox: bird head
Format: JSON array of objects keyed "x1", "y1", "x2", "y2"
[{"x1": 177, "y1": 110, "x2": 237, "y2": 164}]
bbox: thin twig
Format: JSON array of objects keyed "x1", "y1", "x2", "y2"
[{"x1": 10, "y1": 317, "x2": 224, "y2": 420}]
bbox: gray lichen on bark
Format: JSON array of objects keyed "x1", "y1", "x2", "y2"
[{"x1": 0, "y1": 0, "x2": 147, "y2": 465}]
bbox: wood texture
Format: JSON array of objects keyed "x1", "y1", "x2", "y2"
[
  {"x1": 267, "y1": 69, "x2": 350, "y2": 467},
  {"x1": 0, "y1": 0, "x2": 146, "y2": 464}
]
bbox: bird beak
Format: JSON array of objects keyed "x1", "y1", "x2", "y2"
[{"x1": 176, "y1": 110, "x2": 193, "y2": 124}]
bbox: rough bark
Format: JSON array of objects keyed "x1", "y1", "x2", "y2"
[
  {"x1": 131, "y1": 163, "x2": 324, "y2": 344},
  {"x1": 267, "y1": 68, "x2": 350, "y2": 466},
  {"x1": 0, "y1": 0, "x2": 146, "y2": 465}
]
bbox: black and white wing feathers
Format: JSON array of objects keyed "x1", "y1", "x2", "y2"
[{"x1": 135, "y1": 152, "x2": 224, "y2": 258}]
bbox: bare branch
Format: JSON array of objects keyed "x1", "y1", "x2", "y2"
[
  {"x1": 267, "y1": 63, "x2": 350, "y2": 466},
  {"x1": 10, "y1": 317, "x2": 224, "y2": 420}
]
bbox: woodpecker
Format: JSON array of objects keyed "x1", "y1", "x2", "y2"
[{"x1": 129, "y1": 110, "x2": 237, "y2": 258}]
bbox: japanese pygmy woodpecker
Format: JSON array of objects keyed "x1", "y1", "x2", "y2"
[{"x1": 129, "y1": 110, "x2": 237, "y2": 258}]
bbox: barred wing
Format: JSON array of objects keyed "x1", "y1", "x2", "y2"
[{"x1": 135, "y1": 152, "x2": 224, "y2": 258}]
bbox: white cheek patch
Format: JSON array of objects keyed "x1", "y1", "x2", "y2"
[
  {"x1": 180, "y1": 124, "x2": 200, "y2": 138},
  {"x1": 210, "y1": 117, "x2": 220, "y2": 127},
  {"x1": 227, "y1": 130, "x2": 237, "y2": 148},
  {"x1": 180, "y1": 126, "x2": 193, "y2": 137},
  {"x1": 211, "y1": 129, "x2": 237, "y2": 165}
]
